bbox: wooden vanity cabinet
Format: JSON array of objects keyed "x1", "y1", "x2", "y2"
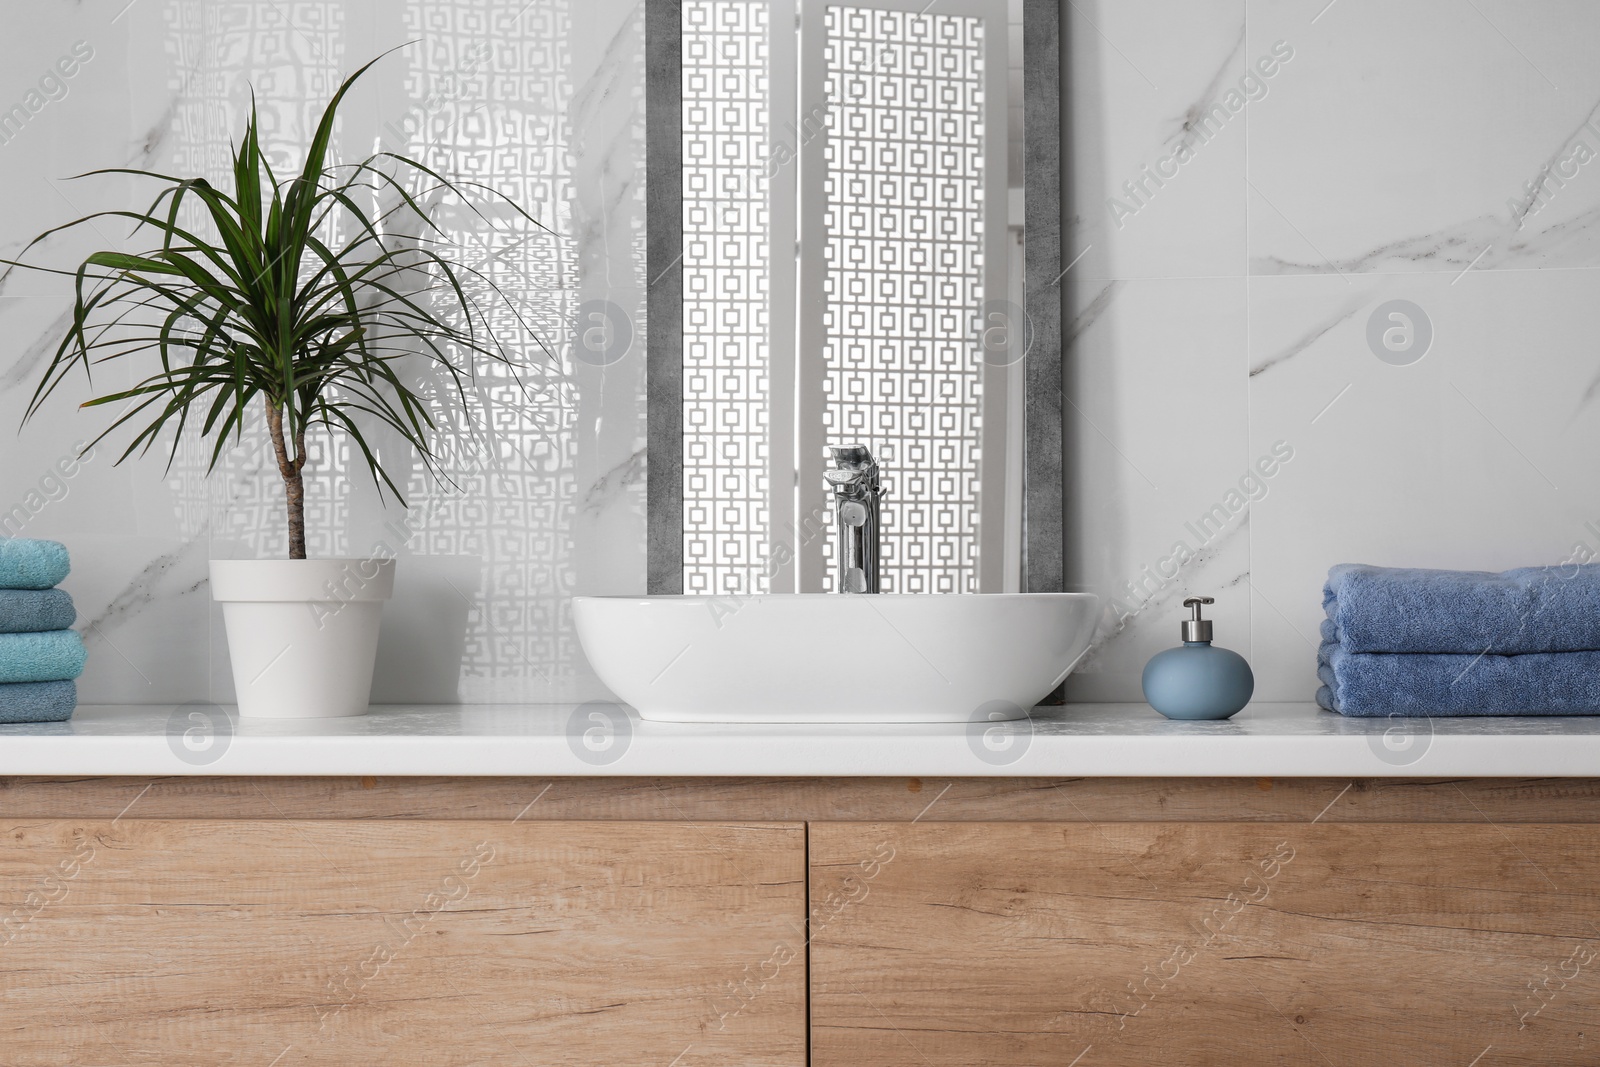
[
  {"x1": 809, "y1": 821, "x2": 1600, "y2": 1067},
  {"x1": 5, "y1": 777, "x2": 1600, "y2": 1066},
  {"x1": 0, "y1": 819, "x2": 806, "y2": 1066}
]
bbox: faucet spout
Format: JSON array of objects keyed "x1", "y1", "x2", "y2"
[{"x1": 825, "y1": 445, "x2": 883, "y2": 594}]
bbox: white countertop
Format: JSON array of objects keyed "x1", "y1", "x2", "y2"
[{"x1": 0, "y1": 702, "x2": 1597, "y2": 776}]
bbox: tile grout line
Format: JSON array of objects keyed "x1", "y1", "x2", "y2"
[{"x1": 1244, "y1": 0, "x2": 1254, "y2": 675}]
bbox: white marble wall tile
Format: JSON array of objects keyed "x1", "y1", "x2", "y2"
[
  {"x1": 1248, "y1": 269, "x2": 1600, "y2": 701},
  {"x1": 1241, "y1": 0, "x2": 1600, "y2": 702},
  {"x1": 1248, "y1": 0, "x2": 1600, "y2": 274},
  {"x1": 73, "y1": 532, "x2": 214, "y2": 704},
  {"x1": 1065, "y1": 0, "x2": 1248, "y2": 280},
  {"x1": 1063, "y1": 278, "x2": 1252, "y2": 701},
  {"x1": 1065, "y1": 0, "x2": 1600, "y2": 702},
  {"x1": 564, "y1": 0, "x2": 649, "y2": 608}
]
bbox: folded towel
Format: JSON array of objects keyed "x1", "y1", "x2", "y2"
[
  {"x1": 0, "y1": 630, "x2": 86, "y2": 684},
  {"x1": 0, "y1": 538, "x2": 70, "y2": 591},
  {"x1": 1324, "y1": 562, "x2": 1600, "y2": 655},
  {"x1": 0, "y1": 679, "x2": 75, "y2": 723},
  {"x1": 1317, "y1": 640, "x2": 1600, "y2": 715},
  {"x1": 0, "y1": 589, "x2": 76, "y2": 634}
]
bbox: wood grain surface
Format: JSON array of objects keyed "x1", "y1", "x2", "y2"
[
  {"x1": 4, "y1": 776, "x2": 1600, "y2": 824},
  {"x1": 0, "y1": 820, "x2": 805, "y2": 1066},
  {"x1": 810, "y1": 821, "x2": 1600, "y2": 1066}
]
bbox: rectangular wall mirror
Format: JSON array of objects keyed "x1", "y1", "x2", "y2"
[{"x1": 646, "y1": 0, "x2": 1061, "y2": 595}]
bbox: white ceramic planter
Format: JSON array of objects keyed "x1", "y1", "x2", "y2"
[{"x1": 211, "y1": 559, "x2": 395, "y2": 719}]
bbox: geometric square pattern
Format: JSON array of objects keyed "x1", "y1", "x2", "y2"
[
  {"x1": 162, "y1": 0, "x2": 581, "y2": 694},
  {"x1": 682, "y1": 0, "x2": 773, "y2": 595},
  {"x1": 820, "y1": 6, "x2": 986, "y2": 593},
  {"x1": 399, "y1": 0, "x2": 579, "y2": 686},
  {"x1": 163, "y1": 0, "x2": 351, "y2": 560}
]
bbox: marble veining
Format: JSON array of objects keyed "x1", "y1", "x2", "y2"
[
  {"x1": 1167, "y1": 23, "x2": 1245, "y2": 152},
  {"x1": 1063, "y1": 281, "x2": 1121, "y2": 347},
  {"x1": 1079, "y1": 521, "x2": 1250, "y2": 671},
  {"x1": 1247, "y1": 287, "x2": 1372, "y2": 377},
  {"x1": 127, "y1": 96, "x2": 179, "y2": 167},
  {"x1": 77, "y1": 525, "x2": 212, "y2": 642},
  {"x1": 1249, "y1": 205, "x2": 1600, "y2": 277},
  {"x1": 1509, "y1": 95, "x2": 1600, "y2": 231},
  {"x1": 579, "y1": 446, "x2": 645, "y2": 518},
  {"x1": 0, "y1": 306, "x2": 73, "y2": 392}
]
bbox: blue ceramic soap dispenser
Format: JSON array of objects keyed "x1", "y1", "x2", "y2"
[{"x1": 1141, "y1": 595, "x2": 1254, "y2": 720}]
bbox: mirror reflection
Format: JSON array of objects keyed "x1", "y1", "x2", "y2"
[{"x1": 659, "y1": 0, "x2": 1048, "y2": 595}]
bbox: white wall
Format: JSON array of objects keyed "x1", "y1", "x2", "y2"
[
  {"x1": 5, "y1": 0, "x2": 1591, "y2": 708},
  {"x1": 0, "y1": 0, "x2": 647, "y2": 704},
  {"x1": 1063, "y1": 0, "x2": 1600, "y2": 700}
]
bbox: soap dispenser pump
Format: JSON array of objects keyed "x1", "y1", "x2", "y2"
[{"x1": 1141, "y1": 595, "x2": 1255, "y2": 720}]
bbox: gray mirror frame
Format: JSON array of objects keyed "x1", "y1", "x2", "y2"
[{"x1": 645, "y1": 0, "x2": 1062, "y2": 594}]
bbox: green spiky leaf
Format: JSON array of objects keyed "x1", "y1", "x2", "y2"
[{"x1": 5, "y1": 50, "x2": 548, "y2": 560}]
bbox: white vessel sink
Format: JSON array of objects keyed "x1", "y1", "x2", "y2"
[{"x1": 573, "y1": 593, "x2": 1100, "y2": 723}]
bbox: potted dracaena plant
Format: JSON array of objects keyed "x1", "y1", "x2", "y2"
[{"x1": 6, "y1": 55, "x2": 548, "y2": 718}]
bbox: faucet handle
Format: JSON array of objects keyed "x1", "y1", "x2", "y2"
[
  {"x1": 826, "y1": 443, "x2": 880, "y2": 595},
  {"x1": 829, "y1": 444, "x2": 876, "y2": 469}
]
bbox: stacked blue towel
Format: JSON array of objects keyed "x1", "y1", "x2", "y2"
[
  {"x1": 1317, "y1": 563, "x2": 1600, "y2": 716},
  {"x1": 0, "y1": 540, "x2": 82, "y2": 723}
]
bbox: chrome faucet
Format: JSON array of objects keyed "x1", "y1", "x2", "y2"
[{"x1": 824, "y1": 444, "x2": 883, "y2": 594}]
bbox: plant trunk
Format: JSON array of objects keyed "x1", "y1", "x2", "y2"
[{"x1": 265, "y1": 399, "x2": 308, "y2": 560}]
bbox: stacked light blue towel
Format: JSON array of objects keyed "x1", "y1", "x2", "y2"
[
  {"x1": 1317, "y1": 563, "x2": 1600, "y2": 716},
  {"x1": 0, "y1": 539, "x2": 82, "y2": 723}
]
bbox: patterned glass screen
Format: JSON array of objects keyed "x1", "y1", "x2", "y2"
[
  {"x1": 164, "y1": 1, "x2": 583, "y2": 693},
  {"x1": 681, "y1": 0, "x2": 773, "y2": 595},
  {"x1": 397, "y1": 3, "x2": 580, "y2": 687},
  {"x1": 819, "y1": 7, "x2": 986, "y2": 593},
  {"x1": 680, "y1": 0, "x2": 993, "y2": 595},
  {"x1": 164, "y1": 0, "x2": 352, "y2": 557}
]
